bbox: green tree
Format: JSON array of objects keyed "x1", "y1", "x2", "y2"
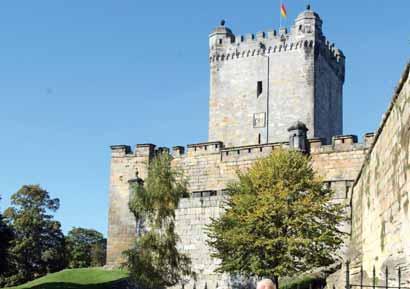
[
  {"x1": 66, "y1": 227, "x2": 105, "y2": 268},
  {"x1": 2, "y1": 185, "x2": 66, "y2": 286},
  {"x1": 207, "y1": 149, "x2": 346, "y2": 287},
  {"x1": 124, "y1": 152, "x2": 193, "y2": 289},
  {"x1": 90, "y1": 238, "x2": 107, "y2": 267},
  {"x1": 0, "y1": 196, "x2": 13, "y2": 277}
]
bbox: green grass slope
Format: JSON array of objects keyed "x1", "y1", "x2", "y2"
[{"x1": 5, "y1": 268, "x2": 129, "y2": 289}]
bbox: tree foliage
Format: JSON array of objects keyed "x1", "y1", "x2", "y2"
[
  {"x1": 0, "y1": 196, "x2": 13, "y2": 276},
  {"x1": 1, "y1": 185, "x2": 66, "y2": 286},
  {"x1": 66, "y1": 227, "x2": 106, "y2": 268},
  {"x1": 90, "y1": 238, "x2": 107, "y2": 267},
  {"x1": 207, "y1": 149, "x2": 347, "y2": 285},
  {"x1": 124, "y1": 152, "x2": 193, "y2": 289}
]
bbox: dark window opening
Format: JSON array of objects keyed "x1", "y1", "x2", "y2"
[
  {"x1": 257, "y1": 81, "x2": 263, "y2": 98},
  {"x1": 219, "y1": 39, "x2": 223, "y2": 45}
]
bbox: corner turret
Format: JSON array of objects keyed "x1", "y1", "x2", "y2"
[
  {"x1": 294, "y1": 5, "x2": 323, "y2": 38},
  {"x1": 209, "y1": 20, "x2": 235, "y2": 50}
]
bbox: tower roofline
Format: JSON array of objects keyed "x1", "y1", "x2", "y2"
[{"x1": 208, "y1": 8, "x2": 344, "y2": 73}]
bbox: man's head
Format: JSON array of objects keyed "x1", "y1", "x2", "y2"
[{"x1": 257, "y1": 279, "x2": 276, "y2": 289}]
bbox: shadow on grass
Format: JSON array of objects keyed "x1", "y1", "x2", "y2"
[{"x1": 24, "y1": 278, "x2": 132, "y2": 289}]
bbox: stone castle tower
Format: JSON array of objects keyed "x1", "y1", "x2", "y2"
[
  {"x1": 208, "y1": 6, "x2": 345, "y2": 146},
  {"x1": 107, "y1": 6, "x2": 379, "y2": 289}
]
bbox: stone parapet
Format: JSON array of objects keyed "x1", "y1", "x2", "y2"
[
  {"x1": 186, "y1": 141, "x2": 224, "y2": 156},
  {"x1": 172, "y1": 146, "x2": 185, "y2": 157},
  {"x1": 135, "y1": 143, "x2": 156, "y2": 158},
  {"x1": 209, "y1": 9, "x2": 344, "y2": 80},
  {"x1": 220, "y1": 142, "x2": 289, "y2": 162},
  {"x1": 110, "y1": 145, "x2": 132, "y2": 157},
  {"x1": 308, "y1": 133, "x2": 374, "y2": 154}
]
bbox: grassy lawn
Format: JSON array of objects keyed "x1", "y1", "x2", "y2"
[{"x1": 5, "y1": 268, "x2": 129, "y2": 289}]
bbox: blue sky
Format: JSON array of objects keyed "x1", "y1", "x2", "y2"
[{"x1": 0, "y1": 0, "x2": 408, "y2": 236}]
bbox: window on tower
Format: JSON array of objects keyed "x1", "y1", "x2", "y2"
[
  {"x1": 253, "y1": 112, "x2": 266, "y2": 128},
  {"x1": 257, "y1": 81, "x2": 263, "y2": 98}
]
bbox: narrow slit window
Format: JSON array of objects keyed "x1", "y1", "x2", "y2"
[
  {"x1": 258, "y1": 133, "x2": 262, "y2": 144},
  {"x1": 257, "y1": 81, "x2": 263, "y2": 98}
]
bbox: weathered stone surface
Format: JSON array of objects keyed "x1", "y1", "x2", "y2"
[
  {"x1": 107, "y1": 144, "x2": 155, "y2": 266},
  {"x1": 343, "y1": 63, "x2": 410, "y2": 289},
  {"x1": 106, "y1": 7, "x2": 410, "y2": 289},
  {"x1": 208, "y1": 9, "x2": 344, "y2": 147},
  {"x1": 107, "y1": 137, "x2": 370, "y2": 287}
]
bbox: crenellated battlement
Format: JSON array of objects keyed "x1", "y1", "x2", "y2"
[
  {"x1": 209, "y1": 35, "x2": 344, "y2": 83},
  {"x1": 209, "y1": 34, "x2": 343, "y2": 62},
  {"x1": 110, "y1": 143, "x2": 157, "y2": 159},
  {"x1": 110, "y1": 145, "x2": 132, "y2": 157},
  {"x1": 220, "y1": 142, "x2": 289, "y2": 162},
  {"x1": 186, "y1": 141, "x2": 224, "y2": 156},
  {"x1": 113, "y1": 132, "x2": 374, "y2": 162},
  {"x1": 209, "y1": 8, "x2": 345, "y2": 81},
  {"x1": 309, "y1": 133, "x2": 375, "y2": 154}
]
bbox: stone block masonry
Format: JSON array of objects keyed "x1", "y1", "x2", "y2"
[
  {"x1": 107, "y1": 144, "x2": 155, "y2": 266},
  {"x1": 346, "y1": 62, "x2": 410, "y2": 288},
  {"x1": 107, "y1": 135, "x2": 371, "y2": 288},
  {"x1": 105, "y1": 5, "x2": 410, "y2": 289},
  {"x1": 208, "y1": 7, "x2": 344, "y2": 147}
]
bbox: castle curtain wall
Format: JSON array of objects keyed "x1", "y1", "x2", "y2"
[{"x1": 350, "y1": 63, "x2": 410, "y2": 284}]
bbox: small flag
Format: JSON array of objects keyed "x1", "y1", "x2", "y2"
[{"x1": 280, "y1": 3, "x2": 287, "y2": 18}]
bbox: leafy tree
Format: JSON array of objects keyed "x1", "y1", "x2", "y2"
[
  {"x1": 90, "y1": 238, "x2": 107, "y2": 267},
  {"x1": 207, "y1": 149, "x2": 346, "y2": 287},
  {"x1": 0, "y1": 196, "x2": 13, "y2": 276},
  {"x1": 2, "y1": 185, "x2": 66, "y2": 286},
  {"x1": 66, "y1": 227, "x2": 106, "y2": 268},
  {"x1": 124, "y1": 152, "x2": 193, "y2": 289}
]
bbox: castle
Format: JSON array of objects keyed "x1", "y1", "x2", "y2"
[{"x1": 107, "y1": 6, "x2": 410, "y2": 289}]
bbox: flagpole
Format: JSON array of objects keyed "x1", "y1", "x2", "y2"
[{"x1": 279, "y1": 0, "x2": 282, "y2": 29}]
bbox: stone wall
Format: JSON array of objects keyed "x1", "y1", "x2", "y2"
[
  {"x1": 208, "y1": 8, "x2": 344, "y2": 147},
  {"x1": 314, "y1": 52, "x2": 344, "y2": 141},
  {"x1": 107, "y1": 136, "x2": 371, "y2": 288},
  {"x1": 104, "y1": 7, "x2": 394, "y2": 288},
  {"x1": 174, "y1": 195, "x2": 229, "y2": 289},
  {"x1": 209, "y1": 10, "x2": 345, "y2": 147},
  {"x1": 107, "y1": 144, "x2": 155, "y2": 266},
  {"x1": 346, "y1": 63, "x2": 410, "y2": 287}
]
